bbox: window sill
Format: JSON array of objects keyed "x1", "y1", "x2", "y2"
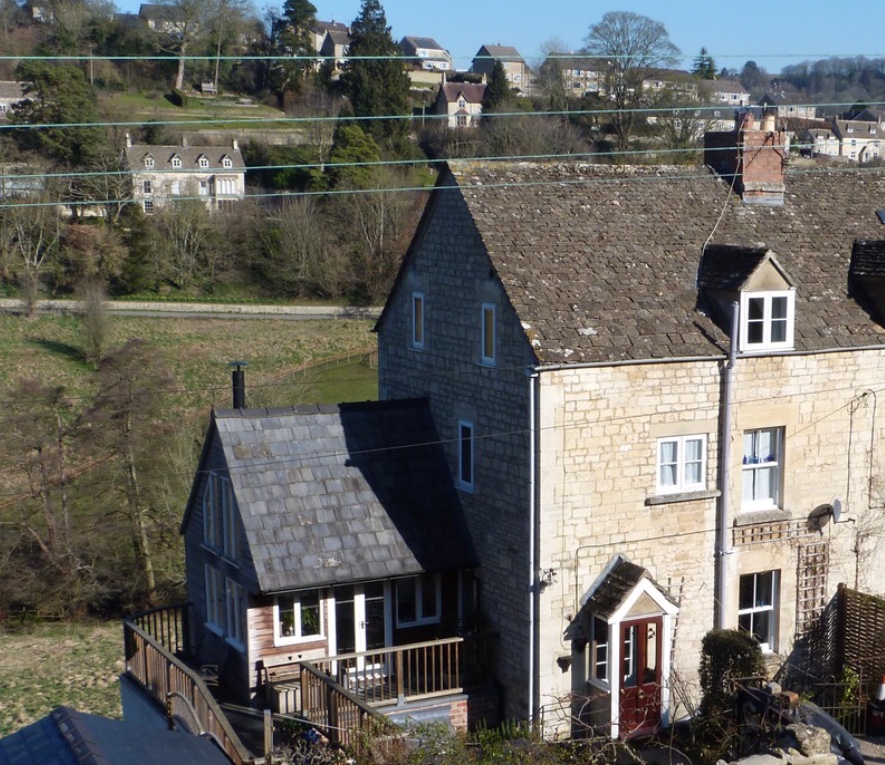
[
  {"x1": 646, "y1": 489, "x2": 720, "y2": 506},
  {"x1": 734, "y1": 508, "x2": 791, "y2": 526},
  {"x1": 586, "y1": 677, "x2": 611, "y2": 694}
]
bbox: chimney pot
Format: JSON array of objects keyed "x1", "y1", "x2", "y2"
[{"x1": 229, "y1": 361, "x2": 248, "y2": 408}]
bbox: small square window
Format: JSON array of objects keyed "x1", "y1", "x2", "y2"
[
  {"x1": 738, "y1": 571, "x2": 778, "y2": 651},
  {"x1": 656, "y1": 435, "x2": 706, "y2": 494},
  {"x1": 481, "y1": 303, "x2": 496, "y2": 365},
  {"x1": 144, "y1": 156, "x2": 154, "y2": 168},
  {"x1": 171, "y1": 156, "x2": 182, "y2": 168},
  {"x1": 411, "y1": 292, "x2": 424, "y2": 350},
  {"x1": 395, "y1": 574, "x2": 440, "y2": 627},
  {"x1": 458, "y1": 420, "x2": 474, "y2": 491},
  {"x1": 742, "y1": 427, "x2": 783, "y2": 510},
  {"x1": 740, "y1": 291, "x2": 794, "y2": 352},
  {"x1": 276, "y1": 591, "x2": 323, "y2": 643},
  {"x1": 222, "y1": 157, "x2": 233, "y2": 168}
]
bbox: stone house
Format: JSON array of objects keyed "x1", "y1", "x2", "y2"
[
  {"x1": 538, "y1": 54, "x2": 604, "y2": 97},
  {"x1": 710, "y1": 78, "x2": 751, "y2": 107},
  {"x1": 471, "y1": 44, "x2": 529, "y2": 94},
  {"x1": 434, "y1": 82, "x2": 485, "y2": 128},
  {"x1": 123, "y1": 135, "x2": 245, "y2": 213},
  {"x1": 374, "y1": 114, "x2": 885, "y2": 737},
  {"x1": 832, "y1": 115, "x2": 884, "y2": 162}
]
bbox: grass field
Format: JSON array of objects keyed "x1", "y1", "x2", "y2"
[
  {"x1": 0, "y1": 313, "x2": 377, "y2": 411},
  {"x1": 0, "y1": 621, "x2": 123, "y2": 736},
  {"x1": 0, "y1": 313, "x2": 378, "y2": 736}
]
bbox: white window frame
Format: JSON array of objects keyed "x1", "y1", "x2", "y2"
[
  {"x1": 171, "y1": 156, "x2": 182, "y2": 168},
  {"x1": 143, "y1": 200, "x2": 154, "y2": 214},
  {"x1": 656, "y1": 434, "x2": 707, "y2": 494},
  {"x1": 274, "y1": 590, "x2": 323, "y2": 645},
  {"x1": 739, "y1": 291, "x2": 794, "y2": 352},
  {"x1": 198, "y1": 155, "x2": 209, "y2": 168},
  {"x1": 738, "y1": 571, "x2": 778, "y2": 652},
  {"x1": 142, "y1": 179, "x2": 152, "y2": 195},
  {"x1": 741, "y1": 427, "x2": 783, "y2": 511},
  {"x1": 481, "y1": 303, "x2": 496, "y2": 366},
  {"x1": 222, "y1": 157, "x2": 233, "y2": 168},
  {"x1": 457, "y1": 420, "x2": 474, "y2": 491},
  {"x1": 411, "y1": 292, "x2": 425, "y2": 350},
  {"x1": 144, "y1": 156, "x2": 154, "y2": 168},
  {"x1": 203, "y1": 473, "x2": 238, "y2": 561},
  {"x1": 205, "y1": 564, "x2": 225, "y2": 633},
  {"x1": 590, "y1": 616, "x2": 609, "y2": 686},
  {"x1": 395, "y1": 574, "x2": 441, "y2": 627},
  {"x1": 225, "y1": 578, "x2": 245, "y2": 648}
]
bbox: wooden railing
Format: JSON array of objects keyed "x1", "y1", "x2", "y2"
[
  {"x1": 128, "y1": 602, "x2": 190, "y2": 655},
  {"x1": 299, "y1": 661, "x2": 394, "y2": 749},
  {"x1": 268, "y1": 635, "x2": 492, "y2": 718},
  {"x1": 123, "y1": 611, "x2": 254, "y2": 765}
]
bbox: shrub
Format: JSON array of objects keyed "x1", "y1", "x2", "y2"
[{"x1": 699, "y1": 628, "x2": 765, "y2": 719}]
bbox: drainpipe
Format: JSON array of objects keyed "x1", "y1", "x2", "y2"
[
  {"x1": 715, "y1": 303, "x2": 738, "y2": 628},
  {"x1": 527, "y1": 367, "x2": 540, "y2": 725}
]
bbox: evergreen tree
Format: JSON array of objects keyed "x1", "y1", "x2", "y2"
[
  {"x1": 339, "y1": 0, "x2": 410, "y2": 151},
  {"x1": 482, "y1": 60, "x2": 511, "y2": 113},
  {"x1": 692, "y1": 47, "x2": 716, "y2": 79},
  {"x1": 278, "y1": 0, "x2": 316, "y2": 94}
]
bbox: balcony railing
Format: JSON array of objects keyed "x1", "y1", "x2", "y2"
[
  {"x1": 123, "y1": 606, "x2": 253, "y2": 765},
  {"x1": 267, "y1": 633, "x2": 494, "y2": 715}
]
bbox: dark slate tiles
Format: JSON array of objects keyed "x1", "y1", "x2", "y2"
[{"x1": 214, "y1": 399, "x2": 476, "y2": 592}]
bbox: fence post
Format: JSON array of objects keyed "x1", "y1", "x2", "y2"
[
  {"x1": 328, "y1": 682, "x2": 339, "y2": 745},
  {"x1": 396, "y1": 649, "x2": 404, "y2": 700}
]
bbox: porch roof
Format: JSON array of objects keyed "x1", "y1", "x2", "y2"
[
  {"x1": 581, "y1": 556, "x2": 677, "y2": 620},
  {"x1": 212, "y1": 398, "x2": 477, "y2": 592}
]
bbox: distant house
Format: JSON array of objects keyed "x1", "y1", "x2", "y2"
[
  {"x1": 138, "y1": 2, "x2": 185, "y2": 33},
  {"x1": 309, "y1": 19, "x2": 348, "y2": 54},
  {"x1": 832, "y1": 116, "x2": 884, "y2": 163},
  {"x1": 0, "y1": 81, "x2": 25, "y2": 120},
  {"x1": 400, "y1": 36, "x2": 452, "y2": 72},
  {"x1": 538, "y1": 53, "x2": 604, "y2": 97},
  {"x1": 123, "y1": 135, "x2": 246, "y2": 214},
  {"x1": 471, "y1": 44, "x2": 529, "y2": 93},
  {"x1": 0, "y1": 706, "x2": 232, "y2": 765},
  {"x1": 435, "y1": 81, "x2": 485, "y2": 128},
  {"x1": 710, "y1": 79, "x2": 751, "y2": 107},
  {"x1": 759, "y1": 86, "x2": 816, "y2": 121},
  {"x1": 319, "y1": 27, "x2": 350, "y2": 77}
]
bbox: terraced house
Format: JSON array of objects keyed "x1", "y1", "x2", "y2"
[
  {"x1": 375, "y1": 113, "x2": 885, "y2": 737},
  {"x1": 121, "y1": 114, "x2": 885, "y2": 753}
]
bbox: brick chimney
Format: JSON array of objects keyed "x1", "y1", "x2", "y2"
[{"x1": 704, "y1": 111, "x2": 786, "y2": 205}]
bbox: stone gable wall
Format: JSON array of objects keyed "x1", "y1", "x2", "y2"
[{"x1": 378, "y1": 183, "x2": 538, "y2": 720}]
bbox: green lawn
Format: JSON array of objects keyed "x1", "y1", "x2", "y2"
[{"x1": 0, "y1": 621, "x2": 123, "y2": 736}]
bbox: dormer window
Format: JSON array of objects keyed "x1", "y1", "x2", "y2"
[
  {"x1": 198, "y1": 155, "x2": 209, "y2": 168},
  {"x1": 740, "y1": 291, "x2": 795, "y2": 352},
  {"x1": 221, "y1": 156, "x2": 232, "y2": 168},
  {"x1": 144, "y1": 155, "x2": 154, "y2": 168},
  {"x1": 171, "y1": 155, "x2": 182, "y2": 168}
]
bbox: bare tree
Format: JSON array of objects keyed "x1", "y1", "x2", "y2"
[
  {"x1": 84, "y1": 339, "x2": 174, "y2": 604},
  {"x1": 583, "y1": 11, "x2": 680, "y2": 155},
  {"x1": 148, "y1": 198, "x2": 223, "y2": 289},
  {"x1": 149, "y1": 0, "x2": 211, "y2": 90},
  {"x1": 0, "y1": 196, "x2": 62, "y2": 315}
]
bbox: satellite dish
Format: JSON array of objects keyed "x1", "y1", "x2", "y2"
[{"x1": 832, "y1": 498, "x2": 842, "y2": 523}]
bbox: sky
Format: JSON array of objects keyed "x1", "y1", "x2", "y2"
[{"x1": 115, "y1": 0, "x2": 885, "y2": 75}]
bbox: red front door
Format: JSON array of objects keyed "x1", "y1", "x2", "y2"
[{"x1": 619, "y1": 617, "x2": 662, "y2": 737}]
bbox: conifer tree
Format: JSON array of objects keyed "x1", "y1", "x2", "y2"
[
  {"x1": 692, "y1": 47, "x2": 717, "y2": 79},
  {"x1": 482, "y1": 60, "x2": 511, "y2": 113},
  {"x1": 340, "y1": 0, "x2": 410, "y2": 151}
]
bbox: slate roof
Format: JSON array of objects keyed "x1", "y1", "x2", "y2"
[
  {"x1": 0, "y1": 707, "x2": 231, "y2": 765},
  {"x1": 581, "y1": 557, "x2": 674, "y2": 619},
  {"x1": 439, "y1": 83, "x2": 485, "y2": 105},
  {"x1": 476, "y1": 44, "x2": 524, "y2": 62},
  {"x1": 124, "y1": 144, "x2": 245, "y2": 172},
  {"x1": 0, "y1": 81, "x2": 25, "y2": 100},
  {"x1": 427, "y1": 161, "x2": 885, "y2": 365},
  {"x1": 401, "y1": 36, "x2": 447, "y2": 53},
  {"x1": 209, "y1": 398, "x2": 476, "y2": 593}
]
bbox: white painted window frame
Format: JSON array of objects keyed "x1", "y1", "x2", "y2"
[
  {"x1": 656, "y1": 434, "x2": 707, "y2": 494},
  {"x1": 274, "y1": 590, "x2": 324, "y2": 645},
  {"x1": 741, "y1": 427, "x2": 783, "y2": 511},
  {"x1": 737, "y1": 571, "x2": 778, "y2": 652},
  {"x1": 395, "y1": 574, "x2": 441, "y2": 627},
  {"x1": 739, "y1": 290, "x2": 795, "y2": 352}
]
